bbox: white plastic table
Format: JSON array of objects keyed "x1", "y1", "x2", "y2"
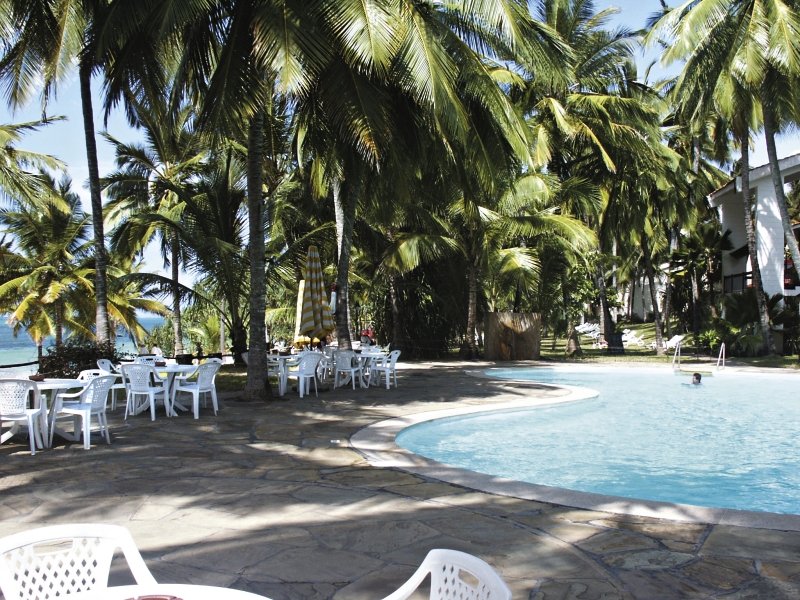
[
  {"x1": 153, "y1": 364, "x2": 199, "y2": 415},
  {"x1": 37, "y1": 378, "x2": 85, "y2": 447},
  {"x1": 359, "y1": 349, "x2": 389, "y2": 386},
  {"x1": 61, "y1": 583, "x2": 270, "y2": 600},
  {"x1": 268, "y1": 355, "x2": 299, "y2": 396}
]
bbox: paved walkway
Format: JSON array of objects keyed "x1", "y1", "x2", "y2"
[{"x1": 2, "y1": 361, "x2": 800, "y2": 600}]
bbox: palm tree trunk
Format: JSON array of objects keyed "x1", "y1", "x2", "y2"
[
  {"x1": 333, "y1": 176, "x2": 359, "y2": 350},
  {"x1": 80, "y1": 58, "x2": 109, "y2": 345},
  {"x1": 740, "y1": 141, "x2": 775, "y2": 354},
  {"x1": 691, "y1": 270, "x2": 701, "y2": 342},
  {"x1": 662, "y1": 227, "x2": 679, "y2": 337},
  {"x1": 762, "y1": 99, "x2": 800, "y2": 290},
  {"x1": 595, "y1": 264, "x2": 615, "y2": 342},
  {"x1": 219, "y1": 299, "x2": 226, "y2": 355},
  {"x1": 641, "y1": 237, "x2": 665, "y2": 355},
  {"x1": 244, "y1": 111, "x2": 269, "y2": 400},
  {"x1": 464, "y1": 263, "x2": 479, "y2": 358},
  {"x1": 388, "y1": 274, "x2": 406, "y2": 352},
  {"x1": 171, "y1": 236, "x2": 184, "y2": 356},
  {"x1": 54, "y1": 299, "x2": 64, "y2": 347}
]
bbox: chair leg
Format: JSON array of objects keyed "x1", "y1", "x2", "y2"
[
  {"x1": 26, "y1": 415, "x2": 36, "y2": 455},
  {"x1": 193, "y1": 391, "x2": 199, "y2": 419},
  {"x1": 211, "y1": 389, "x2": 218, "y2": 415},
  {"x1": 149, "y1": 394, "x2": 156, "y2": 421},
  {"x1": 82, "y1": 412, "x2": 91, "y2": 450},
  {"x1": 100, "y1": 413, "x2": 111, "y2": 444}
]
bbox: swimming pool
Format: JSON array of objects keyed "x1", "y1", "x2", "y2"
[{"x1": 395, "y1": 367, "x2": 800, "y2": 516}]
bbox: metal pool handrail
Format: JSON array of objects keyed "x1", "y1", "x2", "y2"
[
  {"x1": 671, "y1": 340, "x2": 682, "y2": 370},
  {"x1": 716, "y1": 342, "x2": 726, "y2": 370}
]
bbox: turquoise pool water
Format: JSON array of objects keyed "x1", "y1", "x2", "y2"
[{"x1": 396, "y1": 367, "x2": 800, "y2": 515}]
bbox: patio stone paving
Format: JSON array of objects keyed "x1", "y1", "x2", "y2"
[{"x1": 1, "y1": 361, "x2": 799, "y2": 600}]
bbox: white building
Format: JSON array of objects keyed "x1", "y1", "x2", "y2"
[{"x1": 707, "y1": 153, "x2": 800, "y2": 301}]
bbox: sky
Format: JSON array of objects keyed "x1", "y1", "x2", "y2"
[{"x1": 1, "y1": 0, "x2": 799, "y2": 258}]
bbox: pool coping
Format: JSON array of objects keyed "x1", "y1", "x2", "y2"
[{"x1": 350, "y1": 366, "x2": 800, "y2": 533}]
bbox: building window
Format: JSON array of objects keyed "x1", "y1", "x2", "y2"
[{"x1": 724, "y1": 271, "x2": 753, "y2": 294}]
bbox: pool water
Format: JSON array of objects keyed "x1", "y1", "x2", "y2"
[{"x1": 396, "y1": 367, "x2": 800, "y2": 515}]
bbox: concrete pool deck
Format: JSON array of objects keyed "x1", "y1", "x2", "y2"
[{"x1": 2, "y1": 360, "x2": 800, "y2": 599}]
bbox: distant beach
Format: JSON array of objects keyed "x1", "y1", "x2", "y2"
[{"x1": 0, "y1": 315, "x2": 164, "y2": 376}]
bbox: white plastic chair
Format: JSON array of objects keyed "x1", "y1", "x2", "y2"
[
  {"x1": 120, "y1": 364, "x2": 167, "y2": 421},
  {"x1": 380, "y1": 549, "x2": 511, "y2": 600},
  {"x1": 134, "y1": 355, "x2": 157, "y2": 365},
  {"x1": 369, "y1": 349, "x2": 401, "y2": 389},
  {"x1": 172, "y1": 362, "x2": 221, "y2": 419},
  {"x1": 333, "y1": 350, "x2": 365, "y2": 389},
  {"x1": 0, "y1": 379, "x2": 45, "y2": 455},
  {"x1": 50, "y1": 375, "x2": 116, "y2": 449},
  {"x1": 0, "y1": 523, "x2": 156, "y2": 600},
  {"x1": 97, "y1": 359, "x2": 127, "y2": 410},
  {"x1": 317, "y1": 349, "x2": 334, "y2": 383},
  {"x1": 286, "y1": 353, "x2": 323, "y2": 398},
  {"x1": 77, "y1": 369, "x2": 103, "y2": 382}
]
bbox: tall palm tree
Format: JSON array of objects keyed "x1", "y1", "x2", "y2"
[
  {"x1": 106, "y1": 0, "x2": 566, "y2": 394},
  {"x1": 521, "y1": 0, "x2": 671, "y2": 346},
  {"x1": 649, "y1": 0, "x2": 800, "y2": 352},
  {"x1": 103, "y1": 97, "x2": 205, "y2": 357},
  {"x1": 0, "y1": 0, "x2": 114, "y2": 343}
]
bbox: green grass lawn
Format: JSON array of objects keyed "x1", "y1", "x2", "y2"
[{"x1": 540, "y1": 321, "x2": 799, "y2": 370}]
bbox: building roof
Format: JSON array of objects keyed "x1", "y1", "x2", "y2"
[{"x1": 707, "y1": 152, "x2": 800, "y2": 208}]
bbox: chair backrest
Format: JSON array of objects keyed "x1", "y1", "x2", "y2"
[
  {"x1": 134, "y1": 356, "x2": 156, "y2": 365},
  {"x1": 298, "y1": 353, "x2": 323, "y2": 375},
  {"x1": 204, "y1": 357, "x2": 223, "y2": 364},
  {"x1": 666, "y1": 335, "x2": 685, "y2": 348},
  {"x1": 0, "y1": 523, "x2": 156, "y2": 600},
  {"x1": 334, "y1": 350, "x2": 357, "y2": 369},
  {"x1": 80, "y1": 376, "x2": 117, "y2": 410},
  {"x1": 77, "y1": 369, "x2": 103, "y2": 382},
  {"x1": 380, "y1": 549, "x2": 511, "y2": 600},
  {"x1": 386, "y1": 350, "x2": 401, "y2": 367},
  {"x1": 96, "y1": 359, "x2": 119, "y2": 374},
  {"x1": 0, "y1": 380, "x2": 37, "y2": 415},
  {"x1": 120, "y1": 364, "x2": 157, "y2": 392},
  {"x1": 196, "y1": 362, "x2": 221, "y2": 389}
]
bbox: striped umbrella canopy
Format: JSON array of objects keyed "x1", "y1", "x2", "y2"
[{"x1": 295, "y1": 245, "x2": 334, "y2": 339}]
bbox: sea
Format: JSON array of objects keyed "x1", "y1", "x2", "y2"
[{"x1": 0, "y1": 315, "x2": 165, "y2": 377}]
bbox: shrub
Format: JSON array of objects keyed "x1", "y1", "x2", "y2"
[{"x1": 39, "y1": 340, "x2": 125, "y2": 378}]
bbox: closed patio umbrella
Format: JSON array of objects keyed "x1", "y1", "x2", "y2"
[{"x1": 295, "y1": 245, "x2": 334, "y2": 340}]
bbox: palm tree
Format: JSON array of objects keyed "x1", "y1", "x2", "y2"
[
  {"x1": 103, "y1": 96, "x2": 205, "y2": 357},
  {"x1": 95, "y1": 0, "x2": 569, "y2": 379},
  {"x1": 0, "y1": 120, "x2": 63, "y2": 205},
  {"x1": 649, "y1": 0, "x2": 800, "y2": 353},
  {"x1": 521, "y1": 0, "x2": 672, "y2": 347},
  {"x1": 0, "y1": 174, "x2": 94, "y2": 358},
  {"x1": 0, "y1": 0, "x2": 119, "y2": 343}
]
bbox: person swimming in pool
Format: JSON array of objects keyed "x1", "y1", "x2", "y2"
[{"x1": 692, "y1": 372, "x2": 702, "y2": 385}]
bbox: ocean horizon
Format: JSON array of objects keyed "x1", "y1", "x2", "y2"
[{"x1": 0, "y1": 315, "x2": 165, "y2": 376}]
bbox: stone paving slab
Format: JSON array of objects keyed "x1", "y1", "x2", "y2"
[{"x1": 1, "y1": 361, "x2": 800, "y2": 600}]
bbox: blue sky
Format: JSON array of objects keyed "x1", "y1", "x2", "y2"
[{"x1": 1, "y1": 0, "x2": 798, "y2": 222}]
